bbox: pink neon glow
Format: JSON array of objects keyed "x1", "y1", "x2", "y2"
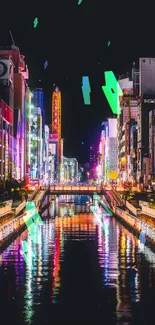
[
  {"x1": 99, "y1": 141, "x2": 102, "y2": 154},
  {"x1": 49, "y1": 134, "x2": 58, "y2": 140}
]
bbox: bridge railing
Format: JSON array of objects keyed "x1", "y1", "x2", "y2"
[{"x1": 50, "y1": 185, "x2": 101, "y2": 191}]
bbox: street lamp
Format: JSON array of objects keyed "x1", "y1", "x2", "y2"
[{"x1": 87, "y1": 172, "x2": 90, "y2": 184}]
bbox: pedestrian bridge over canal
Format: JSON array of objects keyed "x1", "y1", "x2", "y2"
[{"x1": 48, "y1": 185, "x2": 104, "y2": 195}]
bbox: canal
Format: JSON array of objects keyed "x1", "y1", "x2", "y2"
[{"x1": 1, "y1": 195, "x2": 155, "y2": 325}]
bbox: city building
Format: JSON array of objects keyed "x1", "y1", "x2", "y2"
[
  {"x1": 43, "y1": 125, "x2": 49, "y2": 185},
  {"x1": 0, "y1": 45, "x2": 29, "y2": 182},
  {"x1": 89, "y1": 145, "x2": 98, "y2": 179},
  {"x1": 48, "y1": 131, "x2": 58, "y2": 183},
  {"x1": 100, "y1": 118, "x2": 117, "y2": 184},
  {"x1": 0, "y1": 99, "x2": 13, "y2": 180},
  {"x1": 98, "y1": 130, "x2": 105, "y2": 183},
  {"x1": 117, "y1": 77, "x2": 139, "y2": 185},
  {"x1": 30, "y1": 106, "x2": 43, "y2": 181},
  {"x1": 52, "y1": 87, "x2": 62, "y2": 181},
  {"x1": 137, "y1": 58, "x2": 155, "y2": 187},
  {"x1": 0, "y1": 49, "x2": 14, "y2": 181},
  {"x1": 32, "y1": 88, "x2": 45, "y2": 133},
  {"x1": 129, "y1": 122, "x2": 137, "y2": 184},
  {"x1": 32, "y1": 89, "x2": 46, "y2": 182},
  {"x1": 149, "y1": 109, "x2": 155, "y2": 187},
  {"x1": 24, "y1": 87, "x2": 32, "y2": 186},
  {"x1": 63, "y1": 157, "x2": 78, "y2": 183}
]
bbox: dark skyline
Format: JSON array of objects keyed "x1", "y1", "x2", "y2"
[{"x1": 0, "y1": 1, "x2": 154, "y2": 163}]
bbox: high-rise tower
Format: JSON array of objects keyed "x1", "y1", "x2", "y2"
[
  {"x1": 32, "y1": 88, "x2": 45, "y2": 136},
  {"x1": 52, "y1": 87, "x2": 61, "y2": 169}
]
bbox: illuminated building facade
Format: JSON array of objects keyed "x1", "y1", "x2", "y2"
[
  {"x1": 32, "y1": 88, "x2": 45, "y2": 132},
  {"x1": 25, "y1": 87, "x2": 32, "y2": 186},
  {"x1": 0, "y1": 100, "x2": 13, "y2": 179},
  {"x1": 137, "y1": 58, "x2": 155, "y2": 187},
  {"x1": 129, "y1": 122, "x2": 137, "y2": 184},
  {"x1": 89, "y1": 145, "x2": 98, "y2": 179},
  {"x1": 0, "y1": 46, "x2": 29, "y2": 181},
  {"x1": 32, "y1": 89, "x2": 45, "y2": 174},
  {"x1": 118, "y1": 77, "x2": 138, "y2": 185},
  {"x1": 98, "y1": 130, "x2": 105, "y2": 183},
  {"x1": 0, "y1": 49, "x2": 14, "y2": 180},
  {"x1": 149, "y1": 109, "x2": 155, "y2": 187},
  {"x1": 43, "y1": 125, "x2": 49, "y2": 185},
  {"x1": 100, "y1": 119, "x2": 117, "y2": 184},
  {"x1": 30, "y1": 107, "x2": 42, "y2": 180},
  {"x1": 63, "y1": 157, "x2": 78, "y2": 182},
  {"x1": 52, "y1": 87, "x2": 62, "y2": 180},
  {"x1": 48, "y1": 132, "x2": 58, "y2": 183},
  {"x1": 14, "y1": 51, "x2": 29, "y2": 181}
]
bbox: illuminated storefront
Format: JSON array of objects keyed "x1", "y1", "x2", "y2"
[{"x1": 0, "y1": 100, "x2": 13, "y2": 180}]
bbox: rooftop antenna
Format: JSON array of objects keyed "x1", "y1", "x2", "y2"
[{"x1": 9, "y1": 31, "x2": 15, "y2": 46}]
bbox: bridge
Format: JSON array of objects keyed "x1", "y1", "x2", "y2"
[{"x1": 48, "y1": 185, "x2": 103, "y2": 195}]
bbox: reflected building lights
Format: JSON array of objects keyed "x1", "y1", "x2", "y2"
[
  {"x1": 49, "y1": 200, "x2": 55, "y2": 216},
  {"x1": 138, "y1": 241, "x2": 155, "y2": 266},
  {"x1": 103, "y1": 217, "x2": 110, "y2": 284},
  {"x1": 3, "y1": 195, "x2": 155, "y2": 324},
  {"x1": 97, "y1": 221, "x2": 104, "y2": 268},
  {"x1": 23, "y1": 235, "x2": 34, "y2": 325},
  {"x1": 51, "y1": 227, "x2": 61, "y2": 303},
  {"x1": 37, "y1": 227, "x2": 43, "y2": 278}
]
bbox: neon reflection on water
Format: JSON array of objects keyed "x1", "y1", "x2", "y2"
[
  {"x1": 20, "y1": 202, "x2": 44, "y2": 269},
  {"x1": 51, "y1": 218, "x2": 64, "y2": 304},
  {"x1": 103, "y1": 218, "x2": 110, "y2": 284},
  {"x1": 23, "y1": 221, "x2": 56, "y2": 324}
]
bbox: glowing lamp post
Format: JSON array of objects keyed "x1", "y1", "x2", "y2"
[{"x1": 87, "y1": 172, "x2": 90, "y2": 183}]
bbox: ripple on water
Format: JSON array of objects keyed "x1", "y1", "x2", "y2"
[{"x1": 1, "y1": 204, "x2": 155, "y2": 324}]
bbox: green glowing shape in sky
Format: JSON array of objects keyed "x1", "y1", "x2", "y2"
[
  {"x1": 78, "y1": 0, "x2": 83, "y2": 4},
  {"x1": 102, "y1": 71, "x2": 123, "y2": 114},
  {"x1": 33, "y1": 18, "x2": 38, "y2": 28},
  {"x1": 82, "y1": 76, "x2": 91, "y2": 105}
]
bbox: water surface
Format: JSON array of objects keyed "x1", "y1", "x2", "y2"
[{"x1": 1, "y1": 196, "x2": 155, "y2": 325}]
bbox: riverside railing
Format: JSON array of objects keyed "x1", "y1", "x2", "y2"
[{"x1": 115, "y1": 207, "x2": 155, "y2": 243}]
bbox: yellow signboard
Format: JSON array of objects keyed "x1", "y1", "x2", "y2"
[{"x1": 109, "y1": 172, "x2": 118, "y2": 180}]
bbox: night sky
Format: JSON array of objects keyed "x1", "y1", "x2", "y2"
[{"x1": 0, "y1": 1, "x2": 154, "y2": 163}]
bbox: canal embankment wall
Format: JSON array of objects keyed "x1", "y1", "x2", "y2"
[
  {"x1": 2, "y1": 188, "x2": 155, "y2": 252},
  {"x1": 0, "y1": 189, "x2": 47, "y2": 249},
  {"x1": 104, "y1": 190, "x2": 155, "y2": 251}
]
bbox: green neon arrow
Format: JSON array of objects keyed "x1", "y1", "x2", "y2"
[{"x1": 102, "y1": 71, "x2": 123, "y2": 114}]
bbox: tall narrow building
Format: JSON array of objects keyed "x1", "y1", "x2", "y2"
[
  {"x1": 32, "y1": 88, "x2": 45, "y2": 137},
  {"x1": 30, "y1": 107, "x2": 42, "y2": 180},
  {"x1": 118, "y1": 77, "x2": 139, "y2": 185},
  {"x1": 137, "y1": 58, "x2": 155, "y2": 187},
  {"x1": 51, "y1": 86, "x2": 62, "y2": 181},
  {"x1": 100, "y1": 118, "x2": 117, "y2": 184},
  {"x1": 0, "y1": 45, "x2": 29, "y2": 182}
]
